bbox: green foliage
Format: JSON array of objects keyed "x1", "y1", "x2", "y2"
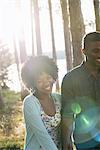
[
  {"x1": 2, "y1": 89, "x2": 20, "y2": 103},
  {"x1": 0, "y1": 139, "x2": 23, "y2": 150},
  {"x1": 0, "y1": 42, "x2": 15, "y2": 89},
  {"x1": 0, "y1": 89, "x2": 24, "y2": 149}
]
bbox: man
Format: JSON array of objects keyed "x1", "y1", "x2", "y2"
[{"x1": 61, "y1": 31, "x2": 100, "y2": 150}]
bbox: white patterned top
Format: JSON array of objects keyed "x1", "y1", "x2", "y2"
[{"x1": 41, "y1": 93, "x2": 61, "y2": 150}]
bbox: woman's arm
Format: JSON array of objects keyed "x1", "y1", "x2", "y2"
[{"x1": 23, "y1": 97, "x2": 58, "y2": 150}]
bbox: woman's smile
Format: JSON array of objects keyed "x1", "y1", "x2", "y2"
[{"x1": 36, "y1": 72, "x2": 55, "y2": 94}]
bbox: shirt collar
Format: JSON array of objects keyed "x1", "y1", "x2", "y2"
[
  {"x1": 81, "y1": 62, "x2": 94, "y2": 79},
  {"x1": 81, "y1": 61, "x2": 100, "y2": 79}
]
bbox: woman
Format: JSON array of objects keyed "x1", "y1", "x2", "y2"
[{"x1": 21, "y1": 56, "x2": 61, "y2": 150}]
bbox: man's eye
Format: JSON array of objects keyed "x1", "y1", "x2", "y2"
[{"x1": 92, "y1": 49, "x2": 100, "y2": 53}]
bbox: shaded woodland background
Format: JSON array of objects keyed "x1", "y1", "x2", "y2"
[{"x1": 0, "y1": 0, "x2": 100, "y2": 149}]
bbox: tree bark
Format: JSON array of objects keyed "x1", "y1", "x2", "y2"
[
  {"x1": 48, "y1": 0, "x2": 59, "y2": 91},
  {"x1": 33, "y1": 0, "x2": 42, "y2": 55},
  {"x1": 93, "y1": 0, "x2": 100, "y2": 31},
  {"x1": 30, "y1": 0, "x2": 35, "y2": 56},
  {"x1": 0, "y1": 87, "x2": 4, "y2": 109},
  {"x1": 68, "y1": 0, "x2": 85, "y2": 67},
  {"x1": 60, "y1": 0, "x2": 73, "y2": 71},
  {"x1": 19, "y1": 39, "x2": 27, "y2": 64}
]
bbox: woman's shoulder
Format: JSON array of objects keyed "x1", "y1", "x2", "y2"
[
  {"x1": 23, "y1": 94, "x2": 41, "y2": 115},
  {"x1": 51, "y1": 92, "x2": 61, "y2": 97},
  {"x1": 51, "y1": 92, "x2": 61, "y2": 103},
  {"x1": 23, "y1": 94, "x2": 40, "y2": 109},
  {"x1": 23, "y1": 94, "x2": 35, "y2": 102}
]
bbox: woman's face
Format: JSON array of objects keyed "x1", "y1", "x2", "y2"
[{"x1": 35, "y1": 72, "x2": 55, "y2": 95}]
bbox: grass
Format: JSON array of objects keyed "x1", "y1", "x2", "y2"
[{"x1": 0, "y1": 89, "x2": 24, "y2": 149}]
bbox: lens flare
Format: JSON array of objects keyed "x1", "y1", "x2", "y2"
[
  {"x1": 81, "y1": 115, "x2": 90, "y2": 125},
  {"x1": 95, "y1": 134, "x2": 100, "y2": 142},
  {"x1": 75, "y1": 106, "x2": 99, "y2": 133},
  {"x1": 71, "y1": 103, "x2": 81, "y2": 114}
]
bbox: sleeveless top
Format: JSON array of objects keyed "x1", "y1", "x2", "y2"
[{"x1": 40, "y1": 94, "x2": 61, "y2": 149}]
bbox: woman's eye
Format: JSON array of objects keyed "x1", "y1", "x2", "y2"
[
  {"x1": 37, "y1": 80, "x2": 42, "y2": 84},
  {"x1": 48, "y1": 75, "x2": 52, "y2": 79}
]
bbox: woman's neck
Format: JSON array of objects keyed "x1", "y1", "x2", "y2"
[
  {"x1": 34, "y1": 91, "x2": 50, "y2": 101},
  {"x1": 34, "y1": 91, "x2": 56, "y2": 116}
]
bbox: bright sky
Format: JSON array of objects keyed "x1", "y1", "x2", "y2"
[
  {"x1": 0, "y1": 0, "x2": 97, "y2": 91},
  {"x1": 81, "y1": 0, "x2": 95, "y2": 21},
  {"x1": 81, "y1": 0, "x2": 96, "y2": 33},
  {"x1": 0, "y1": 0, "x2": 96, "y2": 53}
]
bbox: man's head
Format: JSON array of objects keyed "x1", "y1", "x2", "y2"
[
  {"x1": 83, "y1": 31, "x2": 100, "y2": 49},
  {"x1": 82, "y1": 31, "x2": 100, "y2": 68}
]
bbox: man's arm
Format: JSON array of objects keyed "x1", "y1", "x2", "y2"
[
  {"x1": 61, "y1": 117, "x2": 73, "y2": 150},
  {"x1": 61, "y1": 73, "x2": 75, "y2": 150}
]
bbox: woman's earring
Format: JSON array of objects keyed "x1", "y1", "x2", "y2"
[{"x1": 30, "y1": 88, "x2": 35, "y2": 94}]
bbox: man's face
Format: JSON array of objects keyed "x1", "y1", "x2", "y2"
[{"x1": 84, "y1": 41, "x2": 100, "y2": 68}]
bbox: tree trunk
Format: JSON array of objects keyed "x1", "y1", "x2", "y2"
[
  {"x1": 30, "y1": 0, "x2": 35, "y2": 56},
  {"x1": 93, "y1": 0, "x2": 100, "y2": 31},
  {"x1": 68, "y1": 0, "x2": 85, "y2": 67},
  {"x1": 0, "y1": 86, "x2": 4, "y2": 109},
  {"x1": 19, "y1": 39, "x2": 27, "y2": 64},
  {"x1": 48, "y1": 0, "x2": 59, "y2": 91},
  {"x1": 19, "y1": 33, "x2": 29, "y2": 100},
  {"x1": 13, "y1": 38, "x2": 20, "y2": 76},
  {"x1": 60, "y1": 0, "x2": 73, "y2": 71},
  {"x1": 33, "y1": 0, "x2": 42, "y2": 55},
  {"x1": 48, "y1": 0, "x2": 57, "y2": 61}
]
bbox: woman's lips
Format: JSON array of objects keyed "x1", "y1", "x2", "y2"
[{"x1": 44, "y1": 84, "x2": 52, "y2": 90}]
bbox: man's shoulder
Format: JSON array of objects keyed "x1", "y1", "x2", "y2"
[
  {"x1": 70, "y1": 63, "x2": 83, "y2": 74},
  {"x1": 64, "y1": 63, "x2": 83, "y2": 79}
]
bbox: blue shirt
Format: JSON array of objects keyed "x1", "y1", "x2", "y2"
[{"x1": 23, "y1": 93, "x2": 61, "y2": 150}]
